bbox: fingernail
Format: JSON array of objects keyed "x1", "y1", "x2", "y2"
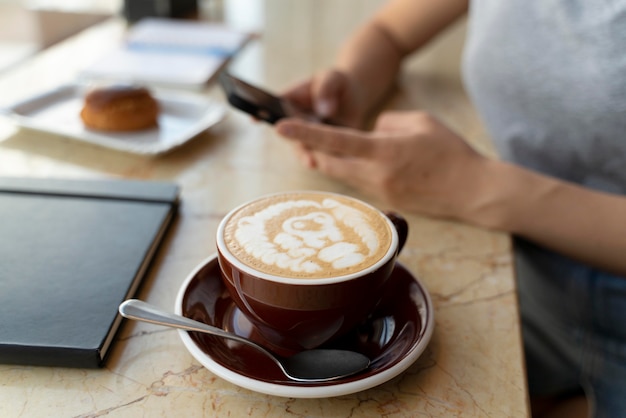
[{"x1": 315, "y1": 99, "x2": 334, "y2": 118}]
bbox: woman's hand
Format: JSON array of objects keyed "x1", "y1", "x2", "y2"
[
  {"x1": 282, "y1": 69, "x2": 370, "y2": 129},
  {"x1": 276, "y1": 110, "x2": 492, "y2": 222}
]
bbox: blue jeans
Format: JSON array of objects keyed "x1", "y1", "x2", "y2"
[{"x1": 514, "y1": 238, "x2": 626, "y2": 418}]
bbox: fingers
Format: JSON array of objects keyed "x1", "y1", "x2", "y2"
[
  {"x1": 308, "y1": 149, "x2": 374, "y2": 191},
  {"x1": 282, "y1": 70, "x2": 348, "y2": 119},
  {"x1": 311, "y1": 70, "x2": 346, "y2": 118},
  {"x1": 291, "y1": 142, "x2": 317, "y2": 169},
  {"x1": 276, "y1": 119, "x2": 380, "y2": 159},
  {"x1": 282, "y1": 80, "x2": 314, "y2": 112}
]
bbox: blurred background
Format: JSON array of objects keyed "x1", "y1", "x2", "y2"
[
  {"x1": 0, "y1": 0, "x2": 466, "y2": 78},
  {"x1": 0, "y1": 0, "x2": 117, "y2": 72},
  {"x1": 0, "y1": 0, "x2": 258, "y2": 73}
]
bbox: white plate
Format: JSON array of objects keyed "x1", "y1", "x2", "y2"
[{"x1": 1, "y1": 84, "x2": 225, "y2": 155}]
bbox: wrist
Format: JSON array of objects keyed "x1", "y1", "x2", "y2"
[
  {"x1": 335, "y1": 23, "x2": 402, "y2": 111},
  {"x1": 459, "y1": 159, "x2": 551, "y2": 233}
]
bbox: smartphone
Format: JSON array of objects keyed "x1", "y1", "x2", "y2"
[{"x1": 218, "y1": 71, "x2": 318, "y2": 125}]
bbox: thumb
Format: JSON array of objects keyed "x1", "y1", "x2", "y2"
[{"x1": 312, "y1": 71, "x2": 345, "y2": 118}]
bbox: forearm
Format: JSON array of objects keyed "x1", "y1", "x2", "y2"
[
  {"x1": 470, "y1": 160, "x2": 626, "y2": 276},
  {"x1": 335, "y1": 0, "x2": 468, "y2": 114}
]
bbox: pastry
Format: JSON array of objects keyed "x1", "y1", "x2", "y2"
[{"x1": 80, "y1": 85, "x2": 159, "y2": 131}]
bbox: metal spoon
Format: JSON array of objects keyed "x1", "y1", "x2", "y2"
[{"x1": 119, "y1": 299, "x2": 370, "y2": 382}]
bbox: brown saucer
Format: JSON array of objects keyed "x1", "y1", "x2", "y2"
[{"x1": 175, "y1": 254, "x2": 434, "y2": 398}]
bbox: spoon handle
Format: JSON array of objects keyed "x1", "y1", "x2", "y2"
[{"x1": 119, "y1": 299, "x2": 259, "y2": 349}]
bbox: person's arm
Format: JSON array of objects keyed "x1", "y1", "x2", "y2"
[
  {"x1": 334, "y1": 0, "x2": 468, "y2": 114},
  {"x1": 475, "y1": 160, "x2": 626, "y2": 276}
]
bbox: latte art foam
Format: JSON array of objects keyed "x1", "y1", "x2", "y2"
[{"x1": 223, "y1": 193, "x2": 392, "y2": 279}]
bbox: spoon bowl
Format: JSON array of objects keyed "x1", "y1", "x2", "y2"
[{"x1": 118, "y1": 299, "x2": 370, "y2": 382}]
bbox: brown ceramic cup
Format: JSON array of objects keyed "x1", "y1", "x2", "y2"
[{"x1": 216, "y1": 191, "x2": 408, "y2": 354}]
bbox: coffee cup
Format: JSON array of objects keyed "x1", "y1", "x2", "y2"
[{"x1": 216, "y1": 191, "x2": 408, "y2": 354}]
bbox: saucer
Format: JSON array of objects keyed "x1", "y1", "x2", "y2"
[{"x1": 175, "y1": 254, "x2": 434, "y2": 398}]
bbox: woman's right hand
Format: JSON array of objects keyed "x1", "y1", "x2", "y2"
[{"x1": 282, "y1": 69, "x2": 370, "y2": 129}]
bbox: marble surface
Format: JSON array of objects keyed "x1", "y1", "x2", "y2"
[{"x1": 0, "y1": 2, "x2": 529, "y2": 416}]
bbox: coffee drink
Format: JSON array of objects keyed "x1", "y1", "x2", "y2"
[
  {"x1": 217, "y1": 191, "x2": 407, "y2": 352},
  {"x1": 222, "y1": 191, "x2": 392, "y2": 279}
]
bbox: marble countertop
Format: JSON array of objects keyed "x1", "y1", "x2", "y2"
[{"x1": 0, "y1": 2, "x2": 529, "y2": 416}]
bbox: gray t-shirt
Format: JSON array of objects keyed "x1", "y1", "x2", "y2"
[{"x1": 462, "y1": 0, "x2": 626, "y2": 194}]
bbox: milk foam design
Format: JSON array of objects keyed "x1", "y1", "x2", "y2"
[{"x1": 234, "y1": 198, "x2": 381, "y2": 274}]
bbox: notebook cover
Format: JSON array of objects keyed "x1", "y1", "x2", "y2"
[{"x1": 0, "y1": 177, "x2": 179, "y2": 368}]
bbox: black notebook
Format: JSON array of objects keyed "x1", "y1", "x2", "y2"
[{"x1": 0, "y1": 177, "x2": 179, "y2": 368}]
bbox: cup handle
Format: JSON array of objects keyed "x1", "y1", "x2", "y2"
[{"x1": 384, "y1": 211, "x2": 408, "y2": 253}]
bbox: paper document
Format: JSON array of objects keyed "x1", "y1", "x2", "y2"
[{"x1": 81, "y1": 18, "x2": 251, "y2": 88}]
